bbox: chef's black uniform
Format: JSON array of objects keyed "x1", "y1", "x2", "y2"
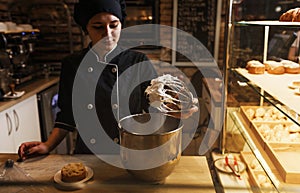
[{"x1": 54, "y1": 45, "x2": 157, "y2": 154}]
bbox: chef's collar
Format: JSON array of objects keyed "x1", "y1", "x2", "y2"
[{"x1": 89, "y1": 43, "x2": 118, "y2": 63}]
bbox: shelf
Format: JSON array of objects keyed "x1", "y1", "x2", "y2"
[
  {"x1": 236, "y1": 20, "x2": 300, "y2": 27},
  {"x1": 234, "y1": 68, "x2": 300, "y2": 119},
  {"x1": 0, "y1": 29, "x2": 40, "y2": 34},
  {"x1": 227, "y1": 4, "x2": 300, "y2": 192},
  {"x1": 229, "y1": 111, "x2": 300, "y2": 192}
]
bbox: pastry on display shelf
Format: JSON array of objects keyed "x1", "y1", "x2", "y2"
[
  {"x1": 249, "y1": 159, "x2": 263, "y2": 170},
  {"x1": 245, "y1": 106, "x2": 289, "y2": 122},
  {"x1": 256, "y1": 173, "x2": 273, "y2": 189},
  {"x1": 256, "y1": 123, "x2": 300, "y2": 142},
  {"x1": 279, "y1": 7, "x2": 300, "y2": 22},
  {"x1": 280, "y1": 60, "x2": 300, "y2": 74},
  {"x1": 245, "y1": 59, "x2": 299, "y2": 74},
  {"x1": 246, "y1": 60, "x2": 265, "y2": 74},
  {"x1": 246, "y1": 108, "x2": 255, "y2": 120},
  {"x1": 290, "y1": 80, "x2": 300, "y2": 88},
  {"x1": 255, "y1": 107, "x2": 266, "y2": 118},
  {"x1": 288, "y1": 124, "x2": 300, "y2": 133},
  {"x1": 264, "y1": 60, "x2": 285, "y2": 75}
]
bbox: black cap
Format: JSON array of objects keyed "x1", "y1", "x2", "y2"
[{"x1": 74, "y1": 0, "x2": 127, "y2": 31}]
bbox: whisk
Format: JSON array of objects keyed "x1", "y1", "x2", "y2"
[{"x1": 145, "y1": 74, "x2": 198, "y2": 113}]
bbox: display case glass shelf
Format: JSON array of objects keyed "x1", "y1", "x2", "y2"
[
  {"x1": 223, "y1": 2, "x2": 300, "y2": 192},
  {"x1": 236, "y1": 20, "x2": 300, "y2": 26},
  {"x1": 234, "y1": 68, "x2": 300, "y2": 125}
]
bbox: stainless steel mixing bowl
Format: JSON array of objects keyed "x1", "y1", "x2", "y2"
[{"x1": 118, "y1": 113, "x2": 183, "y2": 184}]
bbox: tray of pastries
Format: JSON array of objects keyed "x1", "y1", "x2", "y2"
[
  {"x1": 240, "y1": 152, "x2": 276, "y2": 193},
  {"x1": 252, "y1": 122, "x2": 300, "y2": 146},
  {"x1": 263, "y1": 142, "x2": 300, "y2": 184},
  {"x1": 240, "y1": 105, "x2": 300, "y2": 184},
  {"x1": 240, "y1": 105, "x2": 293, "y2": 128},
  {"x1": 240, "y1": 106, "x2": 300, "y2": 183}
]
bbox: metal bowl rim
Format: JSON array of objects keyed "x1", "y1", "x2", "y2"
[{"x1": 118, "y1": 113, "x2": 183, "y2": 136}]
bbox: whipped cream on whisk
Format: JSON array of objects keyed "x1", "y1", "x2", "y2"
[{"x1": 145, "y1": 74, "x2": 197, "y2": 113}]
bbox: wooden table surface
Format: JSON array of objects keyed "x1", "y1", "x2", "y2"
[{"x1": 0, "y1": 154, "x2": 216, "y2": 193}]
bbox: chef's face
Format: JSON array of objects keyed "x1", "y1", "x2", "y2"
[{"x1": 86, "y1": 12, "x2": 121, "y2": 51}]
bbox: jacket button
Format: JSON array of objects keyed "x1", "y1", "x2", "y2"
[
  {"x1": 111, "y1": 67, "x2": 117, "y2": 73},
  {"x1": 90, "y1": 138, "x2": 96, "y2": 144},
  {"x1": 87, "y1": 104, "x2": 94, "y2": 109},
  {"x1": 112, "y1": 104, "x2": 118, "y2": 109},
  {"x1": 113, "y1": 138, "x2": 119, "y2": 143},
  {"x1": 88, "y1": 67, "x2": 93, "y2": 72}
]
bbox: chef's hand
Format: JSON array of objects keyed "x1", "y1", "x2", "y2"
[
  {"x1": 18, "y1": 141, "x2": 50, "y2": 161},
  {"x1": 167, "y1": 105, "x2": 199, "y2": 119}
]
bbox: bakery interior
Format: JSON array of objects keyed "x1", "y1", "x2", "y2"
[{"x1": 0, "y1": 0, "x2": 300, "y2": 192}]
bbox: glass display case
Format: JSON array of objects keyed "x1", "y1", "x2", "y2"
[{"x1": 222, "y1": 1, "x2": 300, "y2": 193}]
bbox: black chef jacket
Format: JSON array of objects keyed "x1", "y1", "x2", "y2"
[{"x1": 54, "y1": 45, "x2": 157, "y2": 154}]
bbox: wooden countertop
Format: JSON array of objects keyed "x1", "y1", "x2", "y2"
[
  {"x1": 0, "y1": 76, "x2": 59, "y2": 112},
  {"x1": 0, "y1": 154, "x2": 216, "y2": 193}
]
